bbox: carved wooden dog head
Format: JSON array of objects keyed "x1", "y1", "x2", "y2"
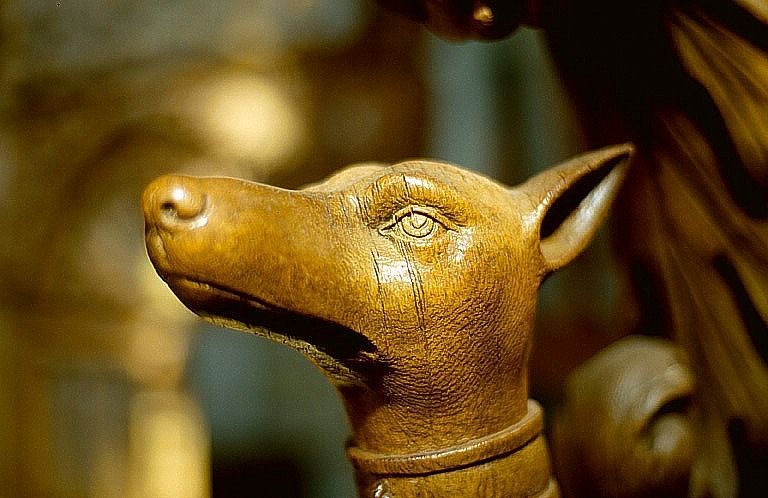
[{"x1": 143, "y1": 144, "x2": 631, "y2": 496}]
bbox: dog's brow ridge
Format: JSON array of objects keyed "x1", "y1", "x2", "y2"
[{"x1": 363, "y1": 171, "x2": 469, "y2": 223}]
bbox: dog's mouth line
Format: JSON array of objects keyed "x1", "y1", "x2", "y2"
[
  {"x1": 160, "y1": 274, "x2": 380, "y2": 382},
  {"x1": 164, "y1": 275, "x2": 281, "y2": 314}
]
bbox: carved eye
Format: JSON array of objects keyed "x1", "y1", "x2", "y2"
[
  {"x1": 400, "y1": 210, "x2": 435, "y2": 238},
  {"x1": 380, "y1": 207, "x2": 446, "y2": 241}
]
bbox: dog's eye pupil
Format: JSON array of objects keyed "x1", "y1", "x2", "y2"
[
  {"x1": 400, "y1": 212, "x2": 436, "y2": 238},
  {"x1": 410, "y1": 212, "x2": 428, "y2": 228}
]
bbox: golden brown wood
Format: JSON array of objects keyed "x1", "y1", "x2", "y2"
[
  {"x1": 374, "y1": 1, "x2": 768, "y2": 496},
  {"x1": 552, "y1": 337, "x2": 696, "y2": 498},
  {"x1": 543, "y1": 3, "x2": 768, "y2": 496},
  {"x1": 142, "y1": 143, "x2": 632, "y2": 497}
]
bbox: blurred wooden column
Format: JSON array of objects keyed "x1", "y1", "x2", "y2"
[
  {"x1": 0, "y1": 1, "x2": 427, "y2": 496},
  {"x1": 0, "y1": 60, "x2": 213, "y2": 495}
]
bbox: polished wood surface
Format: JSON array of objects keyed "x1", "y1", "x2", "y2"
[
  {"x1": 143, "y1": 144, "x2": 632, "y2": 497},
  {"x1": 552, "y1": 337, "x2": 695, "y2": 498},
  {"x1": 373, "y1": 1, "x2": 768, "y2": 496}
]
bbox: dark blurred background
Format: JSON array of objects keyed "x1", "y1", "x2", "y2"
[{"x1": 0, "y1": 0, "x2": 626, "y2": 496}]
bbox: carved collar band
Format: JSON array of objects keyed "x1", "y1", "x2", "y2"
[{"x1": 347, "y1": 399, "x2": 544, "y2": 476}]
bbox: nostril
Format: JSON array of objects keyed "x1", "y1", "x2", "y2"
[
  {"x1": 143, "y1": 176, "x2": 209, "y2": 231},
  {"x1": 160, "y1": 187, "x2": 208, "y2": 227},
  {"x1": 160, "y1": 201, "x2": 177, "y2": 217},
  {"x1": 160, "y1": 186, "x2": 202, "y2": 218}
]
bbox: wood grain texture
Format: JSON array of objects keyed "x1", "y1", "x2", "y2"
[
  {"x1": 552, "y1": 337, "x2": 695, "y2": 498},
  {"x1": 371, "y1": 1, "x2": 768, "y2": 496},
  {"x1": 142, "y1": 144, "x2": 632, "y2": 497},
  {"x1": 545, "y1": 3, "x2": 768, "y2": 496}
]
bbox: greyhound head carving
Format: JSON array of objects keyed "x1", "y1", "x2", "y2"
[{"x1": 143, "y1": 143, "x2": 632, "y2": 497}]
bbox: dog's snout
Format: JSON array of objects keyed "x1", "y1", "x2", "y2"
[{"x1": 143, "y1": 175, "x2": 209, "y2": 231}]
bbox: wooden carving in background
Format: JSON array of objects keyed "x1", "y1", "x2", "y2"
[
  {"x1": 142, "y1": 144, "x2": 633, "y2": 497},
  {"x1": 372, "y1": 0, "x2": 768, "y2": 496}
]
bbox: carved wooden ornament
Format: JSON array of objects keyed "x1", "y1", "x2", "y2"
[
  {"x1": 371, "y1": 2, "x2": 768, "y2": 495},
  {"x1": 142, "y1": 143, "x2": 632, "y2": 497}
]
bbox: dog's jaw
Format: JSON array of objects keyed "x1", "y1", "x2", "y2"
[{"x1": 146, "y1": 269, "x2": 381, "y2": 386}]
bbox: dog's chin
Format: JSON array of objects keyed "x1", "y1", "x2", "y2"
[{"x1": 161, "y1": 276, "x2": 379, "y2": 386}]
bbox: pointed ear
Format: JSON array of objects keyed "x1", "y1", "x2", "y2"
[{"x1": 518, "y1": 143, "x2": 634, "y2": 274}]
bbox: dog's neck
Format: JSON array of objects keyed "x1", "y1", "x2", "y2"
[
  {"x1": 343, "y1": 396, "x2": 557, "y2": 497},
  {"x1": 338, "y1": 372, "x2": 530, "y2": 455},
  {"x1": 331, "y1": 314, "x2": 553, "y2": 494},
  {"x1": 347, "y1": 398, "x2": 542, "y2": 470},
  {"x1": 336, "y1": 312, "x2": 538, "y2": 454}
]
